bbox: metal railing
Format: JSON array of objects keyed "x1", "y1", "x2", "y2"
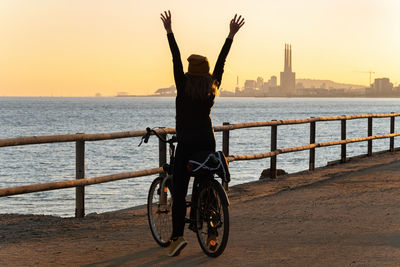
[{"x1": 0, "y1": 112, "x2": 399, "y2": 217}]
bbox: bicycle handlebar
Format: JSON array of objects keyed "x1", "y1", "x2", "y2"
[{"x1": 138, "y1": 127, "x2": 177, "y2": 147}]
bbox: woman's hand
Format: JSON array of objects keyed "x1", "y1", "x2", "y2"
[
  {"x1": 228, "y1": 14, "x2": 245, "y2": 39},
  {"x1": 160, "y1": 10, "x2": 172, "y2": 34}
]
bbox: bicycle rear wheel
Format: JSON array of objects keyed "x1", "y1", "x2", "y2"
[
  {"x1": 195, "y1": 179, "x2": 229, "y2": 257},
  {"x1": 147, "y1": 176, "x2": 173, "y2": 247}
]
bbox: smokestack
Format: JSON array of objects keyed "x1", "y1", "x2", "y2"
[
  {"x1": 289, "y1": 45, "x2": 292, "y2": 71},
  {"x1": 285, "y1": 44, "x2": 288, "y2": 72},
  {"x1": 284, "y1": 44, "x2": 286, "y2": 71}
]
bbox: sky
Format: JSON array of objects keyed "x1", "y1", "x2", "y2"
[{"x1": 0, "y1": 0, "x2": 399, "y2": 97}]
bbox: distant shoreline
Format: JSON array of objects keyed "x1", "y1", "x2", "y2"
[
  {"x1": 2, "y1": 95, "x2": 400, "y2": 98},
  {"x1": 116, "y1": 94, "x2": 400, "y2": 98}
]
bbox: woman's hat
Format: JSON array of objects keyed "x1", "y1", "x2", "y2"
[{"x1": 187, "y1": 54, "x2": 210, "y2": 75}]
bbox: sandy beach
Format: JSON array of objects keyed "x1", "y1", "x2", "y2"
[{"x1": 1, "y1": 151, "x2": 400, "y2": 266}]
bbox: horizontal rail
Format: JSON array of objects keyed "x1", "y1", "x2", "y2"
[
  {"x1": 0, "y1": 167, "x2": 164, "y2": 197},
  {"x1": 1, "y1": 113, "x2": 400, "y2": 148},
  {"x1": 0, "y1": 129, "x2": 176, "y2": 148},
  {"x1": 213, "y1": 113, "x2": 400, "y2": 131},
  {"x1": 227, "y1": 132, "x2": 400, "y2": 162}
]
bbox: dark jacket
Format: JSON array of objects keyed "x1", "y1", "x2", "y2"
[{"x1": 167, "y1": 33, "x2": 232, "y2": 148}]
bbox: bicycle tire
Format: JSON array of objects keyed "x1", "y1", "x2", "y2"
[
  {"x1": 147, "y1": 176, "x2": 173, "y2": 247},
  {"x1": 195, "y1": 179, "x2": 229, "y2": 257}
]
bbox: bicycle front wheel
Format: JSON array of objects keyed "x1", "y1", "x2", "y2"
[
  {"x1": 195, "y1": 179, "x2": 229, "y2": 257},
  {"x1": 147, "y1": 176, "x2": 173, "y2": 247}
]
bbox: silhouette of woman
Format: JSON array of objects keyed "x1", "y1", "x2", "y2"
[{"x1": 160, "y1": 10, "x2": 244, "y2": 256}]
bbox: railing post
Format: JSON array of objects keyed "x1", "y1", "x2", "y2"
[
  {"x1": 75, "y1": 136, "x2": 85, "y2": 218},
  {"x1": 368, "y1": 117, "x2": 373, "y2": 156},
  {"x1": 390, "y1": 113, "x2": 395, "y2": 152},
  {"x1": 270, "y1": 122, "x2": 278, "y2": 179},
  {"x1": 159, "y1": 132, "x2": 167, "y2": 170},
  {"x1": 222, "y1": 122, "x2": 230, "y2": 191},
  {"x1": 309, "y1": 118, "x2": 316, "y2": 171},
  {"x1": 341, "y1": 117, "x2": 346, "y2": 163}
]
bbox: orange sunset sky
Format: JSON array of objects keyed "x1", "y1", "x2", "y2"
[{"x1": 0, "y1": 0, "x2": 399, "y2": 97}]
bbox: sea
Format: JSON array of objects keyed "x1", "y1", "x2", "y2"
[{"x1": 1, "y1": 97, "x2": 399, "y2": 217}]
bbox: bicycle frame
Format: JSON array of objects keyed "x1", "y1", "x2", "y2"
[
  {"x1": 143, "y1": 127, "x2": 230, "y2": 257},
  {"x1": 141, "y1": 127, "x2": 229, "y2": 208}
]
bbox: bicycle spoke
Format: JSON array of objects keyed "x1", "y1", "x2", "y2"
[
  {"x1": 148, "y1": 178, "x2": 173, "y2": 247},
  {"x1": 195, "y1": 181, "x2": 229, "y2": 257}
]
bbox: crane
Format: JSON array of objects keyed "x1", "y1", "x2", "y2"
[{"x1": 355, "y1": 71, "x2": 375, "y2": 87}]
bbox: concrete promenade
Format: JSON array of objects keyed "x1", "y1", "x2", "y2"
[{"x1": 1, "y1": 151, "x2": 400, "y2": 266}]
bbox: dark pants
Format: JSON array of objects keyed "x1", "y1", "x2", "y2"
[{"x1": 171, "y1": 136, "x2": 215, "y2": 238}]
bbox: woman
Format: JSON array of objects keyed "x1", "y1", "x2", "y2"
[{"x1": 160, "y1": 10, "x2": 244, "y2": 257}]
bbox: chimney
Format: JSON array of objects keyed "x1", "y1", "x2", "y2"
[
  {"x1": 284, "y1": 44, "x2": 288, "y2": 72},
  {"x1": 289, "y1": 44, "x2": 292, "y2": 71}
]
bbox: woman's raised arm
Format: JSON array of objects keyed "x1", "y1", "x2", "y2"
[
  {"x1": 161, "y1": 10, "x2": 185, "y2": 93},
  {"x1": 160, "y1": 10, "x2": 173, "y2": 34},
  {"x1": 213, "y1": 14, "x2": 245, "y2": 86},
  {"x1": 228, "y1": 14, "x2": 245, "y2": 39}
]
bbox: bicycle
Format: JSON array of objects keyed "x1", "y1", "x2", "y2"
[{"x1": 139, "y1": 127, "x2": 230, "y2": 257}]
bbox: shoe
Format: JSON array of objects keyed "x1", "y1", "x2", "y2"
[
  {"x1": 167, "y1": 236, "x2": 187, "y2": 257},
  {"x1": 207, "y1": 234, "x2": 218, "y2": 251}
]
